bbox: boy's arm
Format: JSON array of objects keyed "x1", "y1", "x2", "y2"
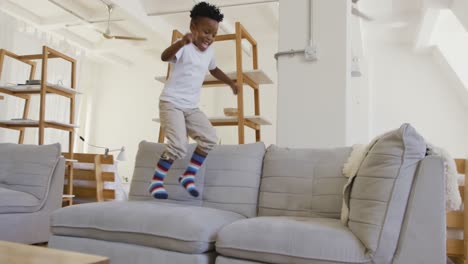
[
  {"x1": 161, "y1": 33, "x2": 192, "y2": 62},
  {"x1": 209, "y1": 67, "x2": 238, "y2": 95}
]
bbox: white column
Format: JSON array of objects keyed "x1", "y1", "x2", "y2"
[{"x1": 276, "y1": 0, "x2": 351, "y2": 148}]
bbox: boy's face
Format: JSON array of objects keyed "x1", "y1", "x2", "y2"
[{"x1": 190, "y1": 17, "x2": 219, "y2": 51}]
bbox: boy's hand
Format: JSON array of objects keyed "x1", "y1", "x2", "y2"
[
  {"x1": 230, "y1": 83, "x2": 238, "y2": 95},
  {"x1": 182, "y1": 33, "x2": 193, "y2": 45}
]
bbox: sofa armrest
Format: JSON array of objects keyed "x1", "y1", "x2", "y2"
[
  {"x1": 43, "y1": 157, "x2": 65, "y2": 211},
  {"x1": 393, "y1": 156, "x2": 445, "y2": 264}
]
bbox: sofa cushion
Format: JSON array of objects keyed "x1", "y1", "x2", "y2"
[
  {"x1": 0, "y1": 187, "x2": 40, "y2": 213},
  {"x1": 259, "y1": 146, "x2": 351, "y2": 218},
  {"x1": 50, "y1": 201, "x2": 245, "y2": 254},
  {"x1": 202, "y1": 143, "x2": 265, "y2": 217},
  {"x1": 346, "y1": 123, "x2": 426, "y2": 262},
  {"x1": 0, "y1": 143, "x2": 60, "y2": 202},
  {"x1": 216, "y1": 216, "x2": 370, "y2": 264},
  {"x1": 129, "y1": 141, "x2": 265, "y2": 217}
]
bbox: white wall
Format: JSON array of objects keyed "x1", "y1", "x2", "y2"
[
  {"x1": 348, "y1": 15, "x2": 371, "y2": 144},
  {"x1": 276, "y1": 0, "x2": 351, "y2": 148},
  {"x1": 366, "y1": 40, "x2": 468, "y2": 157}
]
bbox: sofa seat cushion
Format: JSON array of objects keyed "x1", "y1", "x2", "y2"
[
  {"x1": 216, "y1": 217, "x2": 370, "y2": 264},
  {"x1": 51, "y1": 201, "x2": 245, "y2": 254},
  {"x1": 0, "y1": 187, "x2": 41, "y2": 213}
]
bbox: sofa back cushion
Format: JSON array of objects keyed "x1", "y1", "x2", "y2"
[
  {"x1": 0, "y1": 143, "x2": 61, "y2": 201},
  {"x1": 259, "y1": 145, "x2": 352, "y2": 218},
  {"x1": 346, "y1": 123, "x2": 426, "y2": 262},
  {"x1": 129, "y1": 141, "x2": 265, "y2": 217}
]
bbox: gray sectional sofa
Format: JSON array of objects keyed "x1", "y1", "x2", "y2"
[
  {"x1": 0, "y1": 143, "x2": 65, "y2": 244},
  {"x1": 48, "y1": 124, "x2": 446, "y2": 264}
]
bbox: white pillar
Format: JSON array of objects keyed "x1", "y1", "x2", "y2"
[{"x1": 276, "y1": 0, "x2": 352, "y2": 148}]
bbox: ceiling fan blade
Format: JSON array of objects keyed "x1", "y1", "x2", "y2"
[
  {"x1": 112, "y1": 35, "x2": 147, "y2": 41},
  {"x1": 352, "y1": 7, "x2": 373, "y2": 21}
]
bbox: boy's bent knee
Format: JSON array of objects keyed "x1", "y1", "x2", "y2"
[
  {"x1": 198, "y1": 134, "x2": 217, "y2": 153},
  {"x1": 164, "y1": 144, "x2": 187, "y2": 160}
]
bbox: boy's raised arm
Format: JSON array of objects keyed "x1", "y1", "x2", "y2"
[{"x1": 161, "y1": 33, "x2": 193, "y2": 62}]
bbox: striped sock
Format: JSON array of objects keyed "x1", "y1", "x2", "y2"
[
  {"x1": 148, "y1": 158, "x2": 173, "y2": 199},
  {"x1": 179, "y1": 151, "x2": 206, "y2": 197}
]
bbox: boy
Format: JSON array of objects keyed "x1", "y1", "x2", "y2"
[{"x1": 149, "y1": 2, "x2": 238, "y2": 199}]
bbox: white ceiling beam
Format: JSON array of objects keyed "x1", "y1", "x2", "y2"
[
  {"x1": 47, "y1": 0, "x2": 95, "y2": 21},
  {"x1": 0, "y1": 0, "x2": 41, "y2": 25},
  {"x1": 0, "y1": 0, "x2": 96, "y2": 53},
  {"x1": 413, "y1": 7, "x2": 440, "y2": 52},
  {"x1": 54, "y1": 29, "x2": 96, "y2": 50},
  {"x1": 412, "y1": 0, "x2": 454, "y2": 52},
  {"x1": 89, "y1": 51, "x2": 133, "y2": 67},
  {"x1": 423, "y1": 0, "x2": 453, "y2": 8},
  {"x1": 432, "y1": 46, "x2": 468, "y2": 109},
  {"x1": 40, "y1": 15, "x2": 82, "y2": 30},
  {"x1": 147, "y1": 0, "x2": 279, "y2": 16},
  {"x1": 109, "y1": 0, "x2": 171, "y2": 40},
  {"x1": 93, "y1": 40, "x2": 155, "y2": 53},
  {"x1": 451, "y1": 0, "x2": 468, "y2": 31}
]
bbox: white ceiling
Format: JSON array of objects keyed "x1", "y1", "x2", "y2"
[{"x1": 0, "y1": 0, "x2": 279, "y2": 64}]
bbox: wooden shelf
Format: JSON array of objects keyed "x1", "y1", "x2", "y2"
[
  {"x1": 0, "y1": 120, "x2": 78, "y2": 131},
  {"x1": 0, "y1": 82, "x2": 80, "y2": 98},
  {"x1": 0, "y1": 46, "x2": 77, "y2": 149},
  {"x1": 155, "y1": 69, "x2": 273, "y2": 88}
]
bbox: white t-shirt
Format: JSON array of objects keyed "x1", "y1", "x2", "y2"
[{"x1": 160, "y1": 42, "x2": 216, "y2": 108}]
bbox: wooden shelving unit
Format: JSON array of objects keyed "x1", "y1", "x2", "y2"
[
  {"x1": 0, "y1": 46, "x2": 78, "y2": 206},
  {"x1": 154, "y1": 22, "x2": 273, "y2": 144},
  {"x1": 0, "y1": 46, "x2": 78, "y2": 151}
]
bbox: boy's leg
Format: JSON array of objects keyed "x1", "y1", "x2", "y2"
[
  {"x1": 149, "y1": 101, "x2": 187, "y2": 199},
  {"x1": 181, "y1": 108, "x2": 218, "y2": 197},
  {"x1": 149, "y1": 157, "x2": 173, "y2": 199}
]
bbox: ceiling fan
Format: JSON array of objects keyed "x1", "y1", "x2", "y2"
[
  {"x1": 351, "y1": 0, "x2": 373, "y2": 21},
  {"x1": 98, "y1": 4, "x2": 147, "y2": 41}
]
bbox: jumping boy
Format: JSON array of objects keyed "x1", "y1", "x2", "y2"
[{"x1": 149, "y1": 2, "x2": 238, "y2": 199}]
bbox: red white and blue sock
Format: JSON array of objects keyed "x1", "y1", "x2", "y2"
[
  {"x1": 179, "y1": 150, "x2": 206, "y2": 197},
  {"x1": 149, "y1": 158, "x2": 173, "y2": 199}
]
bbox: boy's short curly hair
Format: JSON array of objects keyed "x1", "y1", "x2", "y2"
[{"x1": 190, "y1": 2, "x2": 224, "y2": 22}]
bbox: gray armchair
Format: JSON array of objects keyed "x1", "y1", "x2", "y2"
[{"x1": 0, "y1": 143, "x2": 65, "y2": 244}]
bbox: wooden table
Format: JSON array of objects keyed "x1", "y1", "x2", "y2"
[{"x1": 0, "y1": 241, "x2": 109, "y2": 264}]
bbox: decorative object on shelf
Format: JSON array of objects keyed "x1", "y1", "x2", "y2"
[
  {"x1": 25, "y1": 79, "x2": 41, "y2": 85},
  {"x1": 224, "y1": 108, "x2": 238, "y2": 117}
]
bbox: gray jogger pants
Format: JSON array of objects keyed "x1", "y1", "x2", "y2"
[{"x1": 159, "y1": 100, "x2": 217, "y2": 160}]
